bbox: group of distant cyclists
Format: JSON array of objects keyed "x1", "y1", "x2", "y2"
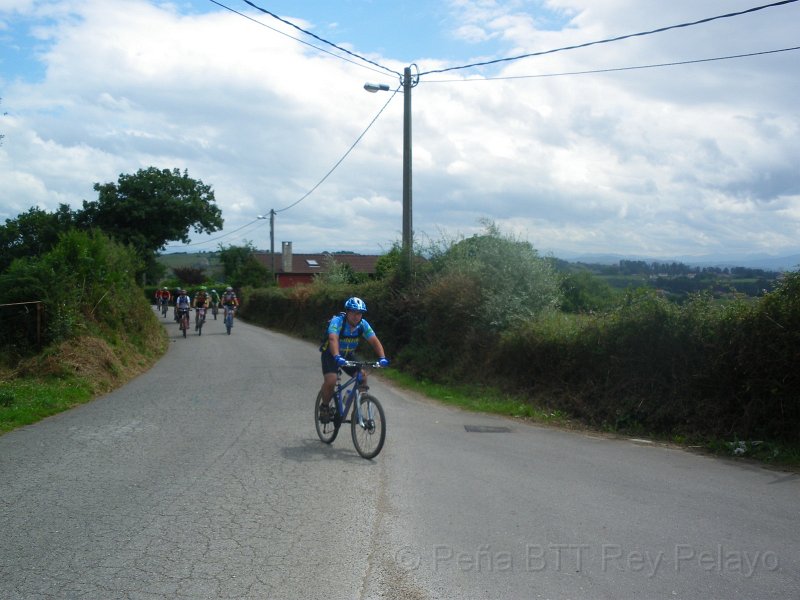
[{"x1": 154, "y1": 285, "x2": 239, "y2": 331}]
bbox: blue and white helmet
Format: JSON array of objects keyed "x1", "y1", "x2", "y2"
[{"x1": 344, "y1": 297, "x2": 367, "y2": 312}]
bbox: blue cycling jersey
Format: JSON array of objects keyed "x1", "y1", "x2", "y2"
[{"x1": 326, "y1": 314, "x2": 375, "y2": 357}]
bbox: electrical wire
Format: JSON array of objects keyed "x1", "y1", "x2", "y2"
[
  {"x1": 424, "y1": 45, "x2": 800, "y2": 83},
  {"x1": 419, "y1": 0, "x2": 799, "y2": 76},
  {"x1": 183, "y1": 0, "x2": 796, "y2": 251},
  {"x1": 274, "y1": 84, "x2": 401, "y2": 214},
  {"x1": 164, "y1": 217, "x2": 265, "y2": 249},
  {"x1": 207, "y1": 0, "x2": 391, "y2": 77},
  {"x1": 240, "y1": 0, "x2": 401, "y2": 78},
  {"x1": 166, "y1": 84, "x2": 401, "y2": 249}
]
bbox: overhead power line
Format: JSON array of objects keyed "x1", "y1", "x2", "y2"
[
  {"x1": 166, "y1": 84, "x2": 401, "y2": 249},
  {"x1": 164, "y1": 217, "x2": 265, "y2": 249},
  {"x1": 208, "y1": 0, "x2": 390, "y2": 77},
  {"x1": 184, "y1": 1, "x2": 796, "y2": 250},
  {"x1": 419, "y1": 0, "x2": 800, "y2": 76},
  {"x1": 240, "y1": 0, "x2": 401, "y2": 78},
  {"x1": 274, "y1": 84, "x2": 401, "y2": 214},
  {"x1": 425, "y1": 45, "x2": 800, "y2": 83}
]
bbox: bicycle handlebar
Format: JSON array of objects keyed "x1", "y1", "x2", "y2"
[{"x1": 341, "y1": 361, "x2": 386, "y2": 369}]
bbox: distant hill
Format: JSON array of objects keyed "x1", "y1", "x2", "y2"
[{"x1": 555, "y1": 252, "x2": 800, "y2": 272}]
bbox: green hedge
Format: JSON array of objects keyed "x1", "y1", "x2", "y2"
[
  {"x1": 240, "y1": 273, "x2": 800, "y2": 444},
  {"x1": 489, "y1": 281, "x2": 799, "y2": 442}
]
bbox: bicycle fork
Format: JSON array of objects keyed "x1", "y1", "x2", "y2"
[{"x1": 350, "y1": 388, "x2": 375, "y2": 430}]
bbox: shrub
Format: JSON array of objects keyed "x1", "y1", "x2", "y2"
[
  {"x1": 0, "y1": 230, "x2": 147, "y2": 354},
  {"x1": 425, "y1": 220, "x2": 561, "y2": 329}
]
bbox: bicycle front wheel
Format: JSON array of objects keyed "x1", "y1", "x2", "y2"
[
  {"x1": 315, "y1": 390, "x2": 339, "y2": 444},
  {"x1": 351, "y1": 394, "x2": 386, "y2": 459}
]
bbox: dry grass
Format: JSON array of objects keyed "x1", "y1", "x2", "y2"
[{"x1": 17, "y1": 330, "x2": 167, "y2": 394}]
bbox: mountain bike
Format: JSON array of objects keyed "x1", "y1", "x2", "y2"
[
  {"x1": 195, "y1": 307, "x2": 207, "y2": 335},
  {"x1": 159, "y1": 297, "x2": 169, "y2": 318},
  {"x1": 315, "y1": 361, "x2": 387, "y2": 459},
  {"x1": 177, "y1": 308, "x2": 190, "y2": 338},
  {"x1": 223, "y1": 306, "x2": 235, "y2": 335},
  {"x1": 211, "y1": 302, "x2": 218, "y2": 320}
]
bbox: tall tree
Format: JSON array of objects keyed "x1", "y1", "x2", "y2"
[
  {"x1": 80, "y1": 167, "x2": 223, "y2": 253},
  {"x1": 78, "y1": 167, "x2": 223, "y2": 282}
]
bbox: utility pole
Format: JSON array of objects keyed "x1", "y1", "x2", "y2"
[
  {"x1": 365, "y1": 65, "x2": 418, "y2": 276},
  {"x1": 401, "y1": 66, "x2": 413, "y2": 275},
  {"x1": 269, "y1": 209, "x2": 276, "y2": 276}
]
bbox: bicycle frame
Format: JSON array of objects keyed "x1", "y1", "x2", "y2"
[
  {"x1": 332, "y1": 362, "x2": 377, "y2": 426},
  {"x1": 177, "y1": 308, "x2": 190, "y2": 337}
]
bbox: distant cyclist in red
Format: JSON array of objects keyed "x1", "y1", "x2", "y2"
[{"x1": 154, "y1": 287, "x2": 171, "y2": 312}]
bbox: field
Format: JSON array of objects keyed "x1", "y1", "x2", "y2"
[{"x1": 157, "y1": 252, "x2": 225, "y2": 282}]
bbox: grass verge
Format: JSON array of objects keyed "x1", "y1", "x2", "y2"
[
  {"x1": 379, "y1": 369, "x2": 571, "y2": 424},
  {"x1": 0, "y1": 377, "x2": 95, "y2": 434},
  {"x1": 0, "y1": 313, "x2": 168, "y2": 436},
  {"x1": 378, "y1": 369, "x2": 800, "y2": 470}
]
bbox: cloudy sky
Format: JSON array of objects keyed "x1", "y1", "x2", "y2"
[{"x1": 1, "y1": 0, "x2": 799, "y2": 261}]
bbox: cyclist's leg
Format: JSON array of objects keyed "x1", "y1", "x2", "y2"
[{"x1": 320, "y1": 352, "x2": 339, "y2": 404}]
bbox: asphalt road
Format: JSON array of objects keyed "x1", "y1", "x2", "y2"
[{"x1": 1, "y1": 309, "x2": 798, "y2": 599}]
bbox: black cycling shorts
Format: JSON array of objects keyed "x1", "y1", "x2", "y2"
[{"x1": 321, "y1": 350, "x2": 360, "y2": 377}]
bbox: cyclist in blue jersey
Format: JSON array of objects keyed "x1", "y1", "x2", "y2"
[{"x1": 319, "y1": 297, "x2": 389, "y2": 409}]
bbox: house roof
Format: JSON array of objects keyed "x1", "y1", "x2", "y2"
[{"x1": 254, "y1": 252, "x2": 380, "y2": 274}]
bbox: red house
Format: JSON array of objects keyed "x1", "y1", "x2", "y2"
[{"x1": 254, "y1": 242, "x2": 381, "y2": 288}]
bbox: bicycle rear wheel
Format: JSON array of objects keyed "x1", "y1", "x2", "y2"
[
  {"x1": 351, "y1": 394, "x2": 386, "y2": 459},
  {"x1": 315, "y1": 390, "x2": 339, "y2": 444}
]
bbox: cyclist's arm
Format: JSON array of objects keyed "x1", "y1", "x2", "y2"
[
  {"x1": 366, "y1": 335, "x2": 386, "y2": 359},
  {"x1": 327, "y1": 333, "x2": 340, "y2": 357}
]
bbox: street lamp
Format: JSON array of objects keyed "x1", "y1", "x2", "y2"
[
  {"x1": 364, "y1": 64, "x2": 418, "y2": 274},
  {"x1": 364, "y1": 83, "x2": 390, "y2": 93}
]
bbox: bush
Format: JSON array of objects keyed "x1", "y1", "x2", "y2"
[
  {"x1": 0, "y1": 230, "x2": 149, "y2": 355},
  {"x1": 425, "y1": 220, "x2": 561, "y2": 328}
]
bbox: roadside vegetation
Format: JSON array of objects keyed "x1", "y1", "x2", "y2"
[
  {"x1": 0, "y1": 167, "x2": 220, "y2": 433},
  {"x1": 0, "y1": 230, "x2": 166, "y2": 434},
  {"x1": 241, "y1": 222, "x2": 799, "y2": 468},
  {"x1": 2, "y1": 175, "x2": 797, "y2": 469}
]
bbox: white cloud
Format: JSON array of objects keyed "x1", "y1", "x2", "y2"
[{"x1": 1, "y1": 0, "x2": 799, "y2": 261}]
